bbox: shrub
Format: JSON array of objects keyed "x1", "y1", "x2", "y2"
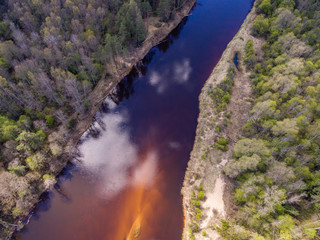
[
  {"x1": 252, "y1": 15, "x2": 270, "y2": 37},
  {"x1": 257, "y1": 0, "x2": 271, "y2": 16},
  {"x1": 8, "y1": 165, "x2": 26, "y2": 176},
  {"x1": 195, "y1": 208, "x2": 202, "y2": 219},
  {"x1": 12, "y1": 207, "x2": 23, "y2": 219},
  {"x1": 214, "y1": 137, "x2": 230, "y2": 151},
  {"x1": 50, "y1": 143, "x2": 63, "y2": 156},
  {"x1": 198, "y1": 191, "x2": 205, "y2": 200},
  {"x1": 43, "y1": 174, "x2": 56, "y2": 188},
  {"x1": 67, "y1": 118, "x2": 76, "y2": 131},
  {"x1": 43, "y1": 174, "x2": 55, "y2": 181},
  {"x1": 25, "y1": 153, "x2": 45, "y2": 171},
  {"x1": 208, "y1": 67, "x2": 235, "y2": 112},
  {"x1": 192, "y1": 200, "x2": 200, "y2": 207},
  {"x1": 45, "y1": 115, "x2": 55, "y2": 128},
  {"x1": 16, "y1": 130, "x2": 46, "y2": 151},
  {"x1": 191, "y1": 220, "x2": 199, "y2": 232},
  {"x1": 244, "y1": 40, "x2": 256, "y2": 69},
  {"x1": 233, "y1": 188, "x2": 246, "y2": 204},
  {"x1": 221, "y1": 220, "x2": 229, "y2": 230}
]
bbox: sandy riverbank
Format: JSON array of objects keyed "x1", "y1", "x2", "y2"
[{"x1": 181, "y1": 2, "x2": 263, "y2": 239}]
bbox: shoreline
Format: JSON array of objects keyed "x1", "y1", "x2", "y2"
[
  {"x1": 7, "y1": 0, "x2": 196, "y2": 238},
  {"x1": 181, "y1": 2, "x2": 260, "y2": 239},
  {"x1": 65, "y1": 0, "x2": 197, "y2": 162}
]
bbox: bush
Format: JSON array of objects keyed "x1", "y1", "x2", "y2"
[
  {"x1": 191, "y1": 220, "x2": 199, "y2": 232},
  {"x1": 244, "y1": 40, "x2": 256, "y2": 69},
  {"x1": 16, "y1": 130, "x2": 46, "y2": 151},
  {"x1": 257, "y1": 0, "x2": 271, "y2": 16},
  {"x1": 208, "y1": 67, "x2": 235, "y2": 112},
  {"x1": 43, "y1": 174, "x2": 56, "y2": 188},
  {"x1": 195, "y1": 208, "x2": 202, "y2": 219},
  {"x1": 25, "y1": 153, "x2": 45, "y2": 171},
  {"x1": 67, "y1": 118, "x2": 76, "y2": 131},
  {"x1": 192, "y1": 200, "x2": 200, "y2": 207},
  {"x1": 198, "y1": 191, "x2": 205, "y2": 200},
  {"x1": 279, "y1": 0, "x2": 295, "y2": 10},
  {"x1": 8, "y1": 165, "x2": 26, "y2": 176},
  {"x1": 221, "y1": 220, "x2": 229, "y2": 230},
  {"x1": 233, "y1": 188, "x2": 246, "y2": 204},
  {"x1": 0, "y1": 58, "x2": 10, "y2": 71},
  {"x1": 50, "y1": 143, "x2": 62, "y2": 156},
  {"x1": 43, "y1": 174, "x2": 55, "y2": 181},
  {"x1": 0, "y1": 21, "x2": 11, "y2": 40},
  {"x1": 252, "y1": 15, "x2": 270, "y2": 37},
  {"x1": 214, "y1": 137, "x2": 230, "y2": 151},
  {"x1": 12, "y1": 207, "x2": 23, "y2": 219},
  {"x1": 45, "y1": 115, "x2": 55, "y2": 128}
]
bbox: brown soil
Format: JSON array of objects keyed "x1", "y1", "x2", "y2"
[{"x1": 181, "y1": 4, "x2": 264, "y2": 239}]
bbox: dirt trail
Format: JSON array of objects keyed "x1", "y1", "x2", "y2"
[{"x1": 181, "y1": 3, "x2": 264, "y2": 239}]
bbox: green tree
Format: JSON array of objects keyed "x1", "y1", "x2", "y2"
[
  {"x1": 25, "y1": 152, "x2": 46, "y2": 171},
  {"x1": 0, "y1": 21, "x2": 11, "y2": 40},
  {"x1": 198, "y1": 191, "x2": 205, "y2": 200},
  {"x1": 16, "y1": 130, "x2": 46, "y2": 151},
  {"x1": 233, "y1": 138, "x2": 271, "y2": 159},
  {"x1": 252, "y1": 15, "x2": 270, "y2": 37},
  {"x1": 244, "y1": 40, "x2": 256, "y2": 69},
  {"x1": 0, "y1": 116, "x2": 20, "y2": 142},
  {"x1": 139, "y1": 1, "x2": 152, "y2": 19},
  {"x1": 257, "y1": 0, "x2": 271, "y2": 16},
  {"x1": 45, "y1": 115, "x2": 55, "y2": 128},
  {"x1": 157, "y1": 0, "x2": 173, "y2": 22},
  {"x1": 118, "y1": 3, "x2": 147, "y2": 46},
  {"x1": 225, "y1": 154, "x2": 261, "y2": 178},
  {"x1": 0, "y1": 57, "x2": 10, "y2": 71},
  {"x1": 279, "y1": 0, "x2": 295, "y2": 10},
  {"x1": 271, "y1": 118, "x2": 299, "y2": 141}
]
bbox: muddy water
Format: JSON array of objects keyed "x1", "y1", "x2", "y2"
[{"x1": 19, "y1": 0, "x2": 253, "y2": 239}]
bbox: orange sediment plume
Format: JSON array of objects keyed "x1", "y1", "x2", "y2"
[
  {"x1": 109, "y1": 150, "x2": 163, "y2": 240},
  {"x1": 126, "y1": 212, "x2": 142, "y2": 240}
]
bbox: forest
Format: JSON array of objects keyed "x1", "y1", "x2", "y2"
[
  {"x1": 218, "y1": 0, "x2": 320, "y2": 239},
  {"x1": 0, "y1": 0, "x2": 185, "y2": 236}
]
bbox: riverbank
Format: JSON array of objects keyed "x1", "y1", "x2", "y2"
[
  {"x1": 181, "y1": 2, "x2": 263, "y2": 239},
  {"x1": 3, "y1": 1, "x2": 196, "y2": 238},
  {"x1": 64, "y1": 0, "x2": 196, "y2": 158}
]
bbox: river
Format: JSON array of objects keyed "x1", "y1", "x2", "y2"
[{"x1": 18, "y1": 0, "x2": 253, "y2": 239}]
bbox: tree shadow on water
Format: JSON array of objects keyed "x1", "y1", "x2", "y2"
[{"x1": 157, "y1": 16, "x2": 189, "y2": 53}]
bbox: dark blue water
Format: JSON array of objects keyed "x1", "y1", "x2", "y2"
[
  {"x1": 19, "y1": 0, "x2": 253, "y2": 239},
  {"x1": 234, "y1": 52, "x2": 239, "y2": 67}
]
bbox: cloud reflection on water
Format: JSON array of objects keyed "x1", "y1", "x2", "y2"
[
  {"x1": 78, "y1": 99, "x2": 158, "y2": 200},
  {"x1": 148, "y1": 58, "x2": 192, "y2": 94},
  {"x1": 132, "y1": 151, "x2": 158, "y2": 188},
  {"x1": 149, "y1": 71, "x2": 166, "y2": 94},
  {"x1": 173, "y1": 59, "x2": 192, "y2": 83}
]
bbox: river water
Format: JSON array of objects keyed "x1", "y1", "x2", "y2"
[{"x1": 19, "y1": 0, "x2": 253, "y2": 239}]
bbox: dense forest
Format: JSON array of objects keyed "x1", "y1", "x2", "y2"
[
  {"x1": 219, "y1": 0, "x2": 320, "y2": 239},
  {"x1": 0, "y1": 0, "x2": 186, "y2": 237}
]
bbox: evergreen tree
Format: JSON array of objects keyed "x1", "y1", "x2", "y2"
[{"x1": 157, "y1": 0, "x2": 173, "y2": 22}]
